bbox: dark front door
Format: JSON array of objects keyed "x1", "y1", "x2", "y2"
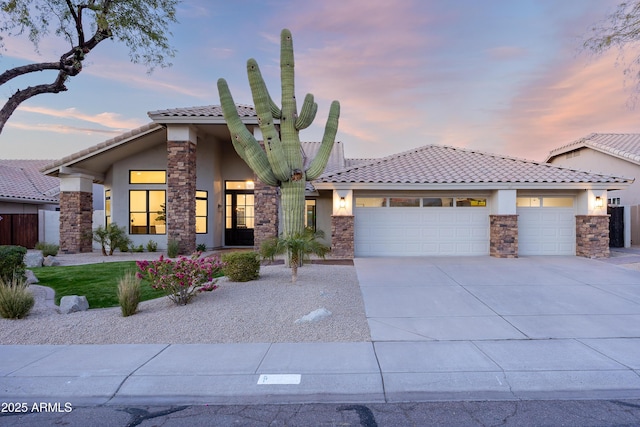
[{"x1": 225, "y1": 190, "x2": 254, "y2": 246}]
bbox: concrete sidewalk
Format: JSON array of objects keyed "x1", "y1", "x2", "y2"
[{"x1": 2, "y1": 256, "x2": 640, "y2": 405}]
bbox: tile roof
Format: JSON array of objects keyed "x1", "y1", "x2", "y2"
[
  {"x1": 0, "y1": 159, "x2": 59, "y2": 203},
  {"x1": 546, "y1": 133, "x2": 640, "y2": 164},
  {"x1": 316, "y1": 144, "x2": 632, "y2": 185},
  {"x1": 148, "y1": 104, "x2": 257, "y2": 122}
]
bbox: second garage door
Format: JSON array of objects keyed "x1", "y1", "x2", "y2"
[
  {"x1": 354, "y1": 196, "x2": 490, "y2": 257},
  {"x1": 517, "y1": 197, "x2": 575, "y2": 255}
]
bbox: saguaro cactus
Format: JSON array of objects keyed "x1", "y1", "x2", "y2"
[{"x1": 217, "y1": 29, "x2": 340, "y2": 240}]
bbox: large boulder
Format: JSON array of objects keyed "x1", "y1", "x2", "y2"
[
  {"x1": 43, "y1": 256, "x2": 59, "y2": 267},
  {"x1": 59, "y1": 295, "x2": 89, "y2": 314},
  {"x1": 24, "y1": 251, "x2": 44, "y2": 268}
]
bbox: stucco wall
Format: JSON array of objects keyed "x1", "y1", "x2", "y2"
[{"x1": 549, "y1": 148, "x2": 640, "y2": 205}]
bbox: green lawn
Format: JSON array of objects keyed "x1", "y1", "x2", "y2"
[{"x1": 30, "y1": 262, "x2": 165, "y2": 308}]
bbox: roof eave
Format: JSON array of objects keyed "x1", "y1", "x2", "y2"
[{"x1": 312, "y1": 181, "x2": 633, "y2": 191}]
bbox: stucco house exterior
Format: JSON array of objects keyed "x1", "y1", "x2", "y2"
[
  {"x1": 546, "y1": 133, "x2": 640, "y2": 246},
  {"x1": 0, "y1": 159, "x2": 59, "y2": 247},
  {"x1": 42, "y1": 105, "x2": 632, "y2": 259}
]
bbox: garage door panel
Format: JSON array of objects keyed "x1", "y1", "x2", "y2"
[
  {"x1": 355, "y1": 206, "x2": 489, "y2": 256},
  {"x1": 518, "y1": 206, "x2": 575, "y2": 255}
]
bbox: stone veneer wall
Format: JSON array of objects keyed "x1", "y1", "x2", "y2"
[
  {"x1": 490, "y1": 215, "x2": 518, "y2": 258},
  {"x1": 331, "y1": 215, "x2": 354, "y2": 259},
  {"x1": 167, "y1": 140, "x2": 196, "y2": 255},
  {"x1": 253, "y1": 179, "x2": 279, "y2": 251},
  {"x1": 576, "y1": 215, "x2": 610, "y2": 258},
  {"x1": 59, "y1": 191, "x2": 93, "y2": 254}
]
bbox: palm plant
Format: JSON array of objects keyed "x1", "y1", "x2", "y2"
[{"x1": 260, "y1": 229, "x2": 330, "y2": 283}]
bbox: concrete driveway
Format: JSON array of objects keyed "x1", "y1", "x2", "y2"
[{"x1": 354, "y1": 255, "x2": 640, "y2": 400}]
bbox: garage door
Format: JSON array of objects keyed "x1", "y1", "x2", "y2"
[
  {"x1": 354, "y1": 196, "x2": 490, "y2": 256},
  {"x1": 517, "y1": 197, "x2": 575, "y2": 255}
]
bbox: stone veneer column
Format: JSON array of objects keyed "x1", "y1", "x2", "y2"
[
  {"x1": 490, "y1": 215, "x2": 518, "y2": 258},
  {"x1": 253, "y1": 179, "x2": 279, "y2": 251},
  {"x1": 167, "y1": 140, "x2": 196, "y2": 255},
  {"x1": 331, "y1": 215, "x2": 354, "y2": 259},
  {"x1": 59, "y1": 191, "x2": 93, "y2": 254},
  {"x1": 576, "y1": 215, "x2": 610, "y2": 258}
]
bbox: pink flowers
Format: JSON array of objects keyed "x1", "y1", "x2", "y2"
[{"x1": 137, "y1": 253, "x2": 225, "y2": 305}]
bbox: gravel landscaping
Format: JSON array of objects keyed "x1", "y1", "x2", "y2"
[{"x1": 0, "y1": 255, "x2": 371, "y2": 345}]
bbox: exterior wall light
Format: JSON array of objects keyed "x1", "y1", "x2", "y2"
[
  {"x1": 595, "y1": 196, "x2": 603, "y2": 208},
  {"x1": 339, "y1": 197, "x2": 346, "y2": 208}
]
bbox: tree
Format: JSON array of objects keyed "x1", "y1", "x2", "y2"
[
  {"x1": 217, "y1": 29, "x2": 340, "y2": 254},
  {"x1": 0, "y1": 0, "x2": 179, "y2": 134},
  {"x1": 583, "y1": 1, "x2": 640, "y2": 103}
]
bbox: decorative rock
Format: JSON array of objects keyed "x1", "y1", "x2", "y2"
[
  {"x1": 60, "y1": 295, "x2": 89, "y2": 314},
  {"x1": 295, "y1": 307, "x2": 332, "y2": 324},
  {"x1": 43, "y1": 256, "x2": 59, "y2": 267},
  {"x1": 24, "y1": 251, "x2": 44, "y2": 268},
  {"x1": 24, "y1": 270, "x2": 39, "y2": 284}
]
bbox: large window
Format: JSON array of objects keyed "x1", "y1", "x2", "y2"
[
  {"x1": 305, "y1": 199, "x2": 316, "y2": 230},
  {"x1": 130, "y1": 190, "x2": 166, "y2": 234},
  {"x1": 196, "y1": 190, "x2": 208, "y2": 234}
]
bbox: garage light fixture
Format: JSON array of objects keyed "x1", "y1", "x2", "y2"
[
  {"x1": 595, "y1": 196, "x2": 603, "y2": 208},
  {"x1": 339, "y1": 197, "x2": 346, "y2": 208}
]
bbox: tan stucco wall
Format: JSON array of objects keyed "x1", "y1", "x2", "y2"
[{"x1": 549, "y1": 148, "x2": 640, "y2": 205}]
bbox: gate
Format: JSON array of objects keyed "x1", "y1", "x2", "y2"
[
  {"x1": 0, "y1": 214, "x2": 39, "y2": 248},
  {"x1": 608, "y1": 206, "x2": 624, "y2": 248}
]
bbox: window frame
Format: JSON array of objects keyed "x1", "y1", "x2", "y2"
[
  {"x1": 129, "y1": 189, "x2": 166, "y2": 235},
  {"x1": 129, "y1": 170, "x2": 167, "y2": 184},
  {"x1": 196, "y1": 190, "x2": 208, "y2": 234}
]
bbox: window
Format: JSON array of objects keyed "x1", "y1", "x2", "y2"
[
  {"x1": 456, "y1": 197, "x2": 486, "y2": 207},
  {"x1": 389, "y1": 197, "x2": 420, "y2": 207},
  {"x1": 609, "y1": 197, "x2": 621, "y2": 206},
  {"x1": 517, "y1": 197, "x2": 573, "y2": 208},
  {"x1": 305, "y1": 199, "x2": 316, "y2": 230},
  {"x1": 130, "y1": 190, "x2": 166, "y2": 234},
  {"x1": 129, "y1": 170, "x2": 166, "y2": 184},
  {"x1": 105, "y1": 189, "x2": 112, "y2": 226},
  {"x1": 516, "y1": 197, "x2": 541, "y2": 207},
  {"x1": 196, "y1": 190, "x2": 208, "y2": 234},
  {"x1": 423, "y1": 197, "x2": 453, "y2": 207},
  {"x1": 355, "y1": 197, "x2": 386, "y2": 207}
]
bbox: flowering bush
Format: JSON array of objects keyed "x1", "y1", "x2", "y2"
[{"x1": 136, "y1": 253, "x2": 225, "y2": 305}]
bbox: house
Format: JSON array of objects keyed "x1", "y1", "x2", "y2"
[
  {"x1": 42, "y1": 105, "x2": 632, "y2": 259},
  {"x1": 545, "y1": 133, "x2": 640, "y2": 246},
  {"x1": 0, "y1": 159, "x2": 59, "y2": 248}
]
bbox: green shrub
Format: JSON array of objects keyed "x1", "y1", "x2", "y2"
[
  {"x1": 167, "y1": 239, "x2": 180, "y2": 258},
  {"x1": 132, "y1": 244, "x2": 144, "y2": 253},
  {"x1": 0, "y1": 246, "x2": 27, "y2": 282},
  {"x1": 91, "y1": 223, "x2": 131, "y2": 256},
  {"x1": 221, "y1": 251, "x2": 260, "y2": 282},
  {"x1": 196, "y1": 243, "x2": 207, "y2": 252},
  {"x1": 146, "y1": 240, "x2": 158, "y2": 252},
  {"x1": 0, "y1": 275, "x2": 35, "y2": 319},
  {"x1": 117, "y1": 272, "x2": 142, "y2": 317},
  {"x1": 35, "y1": 242, "x2": 59, "y2": 257}
]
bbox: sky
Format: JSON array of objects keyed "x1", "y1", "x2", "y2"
[{"x1": 0, "y1": 0, "x2": 639, "y2": 163}]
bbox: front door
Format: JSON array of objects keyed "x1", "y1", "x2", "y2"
[{"x1": 225, "y1": 182, "x2": 255, "y2": 246}]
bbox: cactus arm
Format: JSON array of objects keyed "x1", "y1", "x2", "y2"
[
  {"x1": 305, "y1": 100, "x2": 341, "y2": 180},
  {"x1": 295, "y1": 93, "x2": 317, "y2": 130},
  {"x1": 247, "y1": 59, "x2": 290, "y2": 182},
  {"x1": 279, "y1": 29, "x2": 304, "y2": 173},
  {"x1": 217, "y1": 78, "x2": 279, "y2": 186},
  {"x1": 270, "y1": 99, "x2": 282, "y2": 119}
]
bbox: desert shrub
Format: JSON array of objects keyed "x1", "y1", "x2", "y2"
[
  {"x1": 0, "y1": 275, "x2": 35, "y2": 319},
  {"x1": 196, "y1": 243, "x2": 207, "y2": 252},
  {"x1": 146, "y1": 240, "x2": 158, "y2": 252},
  {"x1": 167, "y1": 239, "x2": 180, "y2": 258},
  {"x1": 0, "y1": 246, "x2": 27, "y2": 282},
  {"x1": 221, "y1": 251, "x2": 260, "y2": 282},
  {"x1": 117, "y1": 272, "x2": 142, "y2": 317},
  {"x1": 137, "y1": 254, "x2": 224, "y2": 305},
  {"x1": 132, "y1": 244, "x2": 144, "y2": 253},
  {"x1": 35, "y1": 242, "x2": 59, "y2": 257},
  {"x1": 91, "y1": 223, "x2": 132, "y2": 256}
]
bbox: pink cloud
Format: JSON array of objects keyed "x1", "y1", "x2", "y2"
[{"x1": 16, "y1": 105, "x2": 146, "y2": 130}]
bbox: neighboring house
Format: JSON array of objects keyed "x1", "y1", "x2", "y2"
[
  {"x1": 0, "y1": 159, "x2": 59, "y2": 248},
  {"x1": 545, "y1": 133, "x2": 640, "y2": 246},
  {"x1": 42, "y1": 105, "x2": 632, "y2": 259}
]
